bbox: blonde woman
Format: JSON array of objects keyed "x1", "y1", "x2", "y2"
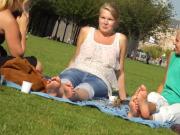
[
  {"x1": 59, "y1": 2, "x2": 127, "y2": 101},
  {"x1": 0, "y1": 0, "x2": 41, "y2": 71}
]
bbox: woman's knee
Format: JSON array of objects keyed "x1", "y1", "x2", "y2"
[
  {"x1": 35, "y1": 60, "x2": 43, "y2": 73},
  {"x1": 70, "y1": 88, "x2": 91, "y2": 101}
]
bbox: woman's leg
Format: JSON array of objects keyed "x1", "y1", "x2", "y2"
[
  {"x1": 69, "y1": 73, "x2": 108, "y2": 101},
  {"x1": 24, "y1": 56, "x2": 43, "y2": 72},
  {"x1": 46, "y1": 76, "x2": 61, "y2": 97},
  {"x1": 60, "y1": 70, "x2": 108, "y2": 101},
  {"x1": 128, "y1": 85, "x2": 146, "y2": 118},
  {"x1": 153, "y1": 103, "x2": 180, "y2": 123},
  {"x1": 59, "y1": 68, "x2": 85, "y2": 99},
  {"x1": 128, "y1": 94, "x2": 139, "y2": 118}
]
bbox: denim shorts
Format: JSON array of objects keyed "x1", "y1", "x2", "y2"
[{"x1": 59, "y1": 68, "x2": 108, "y2": 98}]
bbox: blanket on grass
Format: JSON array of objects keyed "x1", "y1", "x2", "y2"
[{"x1": 1, "y1": 79, "x2": 172, "y2": 128}]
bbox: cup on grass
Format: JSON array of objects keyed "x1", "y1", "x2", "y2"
[
  {"x1": 21, "y1": 81, "x2": 32, "y2": 93},
  {"x1": 109, "y1": 96, "x2": 118, "y2": 104}
]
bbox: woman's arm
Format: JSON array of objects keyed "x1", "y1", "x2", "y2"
[
  {"x1": 2, "y1": 9, "x2": 25, "y2": 56},
  {"x1": 16, "y1": 11, "x2": 29, "y2": 52},
  {"x1": 157, "y1": 53, "x2": 172, "y2": 93},
  {"x1": 117, "y1": 33, "x2": 127, "y2": 100},
  {"x1": 68, "y1": 26, "x2": 90, "y2": 67}
]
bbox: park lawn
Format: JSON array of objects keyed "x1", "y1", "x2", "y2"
[{"x1": 0, "y1": 35, "x2": 175, "y2": 135}]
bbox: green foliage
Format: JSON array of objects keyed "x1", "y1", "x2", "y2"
[
  {"x1": 55, "y1": 0, "x2": 104, "y2": 26},
  {"x1": 30, "y1": 0, "x2": 173, "y2": 37},
  {"x1": 142, "y1": 45, "x2": 163, "y2": 59},
  {"x1": 31, "y1": 0, "x2": 57, "y2": 15},
  {"x1": 118, "y1": 0, "x2": 173, "y2": 40},
  {"x1": 165, "y1": 49, "x2": 172, "y2": 58},
  {"x1": 0, "y1": 36, "x2": 176, "y2": 134}
]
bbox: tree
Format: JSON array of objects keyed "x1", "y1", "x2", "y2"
[
  {"x1": 117, "y1": 0, "x2": 174, "y2": 55},
  {"x1": 29, "y1": 0, "x2": 58, "y2": 36},
  {"x1": 55, "y1": 0, "x2": 104, "y2": 43},
  {"x1": 29, "y1": 0, "x2": 173, "y2": 49}
]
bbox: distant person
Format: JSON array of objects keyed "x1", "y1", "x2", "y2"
[
  {"x1": 128, "y1": 29, "x2": 180, "y2": 126},
  {"x1": 146, "y1": 52, "x2": 150, "y2": 64},
  {"x1": 130, "y1": 50, "x2": 136, "y2": 60},
  {"x1": 57, "y1": 2, "x2": 127, "y2": 101},
  {"x1": 159, "y1": 57, "x2": 162, "y2": 66}
]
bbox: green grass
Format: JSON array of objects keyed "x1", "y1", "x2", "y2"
[{"x1": 0, "y1": 35, "x2": 175, "y2": 135}]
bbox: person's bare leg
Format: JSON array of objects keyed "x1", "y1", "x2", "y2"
[
  {"x1": 138, "y1": 85, "x2": 147, "y2": 98},
  {"x1": 128, "y1": 86, "x2": 142, "y2": 117},
  {"x1": 60, "y1": 82, "x2": 74, "y2": 98},
  {"x1": 35, "y1": 61, "x2": 43, "y2": 73},
  {"x1": 46, "y1": 76, "x2": 61, "y2": 97},
  {"x1": 128, "y1": 95, "x2": 140, "y2": 117},
  {"x1": 137, "y1": 85, "x2": 153, "y2": 119}
]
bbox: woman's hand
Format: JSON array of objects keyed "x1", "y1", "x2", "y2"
[
  {"x1": 16, "y1": 12, "x2": 29, "y2": 35},
  {"x1": 16, "y1": 12, "x2": 29, "y2": 51}
]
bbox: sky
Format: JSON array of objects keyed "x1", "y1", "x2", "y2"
[{"x1": 170, "y1": 0, "x2": 180, "y2": 20}]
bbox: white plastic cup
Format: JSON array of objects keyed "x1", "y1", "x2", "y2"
[
  {"x1": 21, "y1": 81, "x2": 32, "y2": 93},
  {"x1": 109, "y1": 96, "x2": 118, "y2": 103}
]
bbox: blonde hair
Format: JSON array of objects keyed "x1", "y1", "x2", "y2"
[
  {"x1": 99, "y1": 2, "x2": 120, "y2": 22},
  {"x1": 0, "y1": 0, "x2": 29, "y2": 11}
]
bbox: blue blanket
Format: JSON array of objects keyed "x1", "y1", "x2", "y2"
[{"x1": 2, "y1": 80, "x2": 172, "y2": 128}]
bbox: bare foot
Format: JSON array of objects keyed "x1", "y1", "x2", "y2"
[
  {"x1": 138, "y1": 85, "x2": 148, "y2": 99},
  {"x1": 60, "y1": 82, "x2": 74, "y2": 98},
  {"x1": 128, "y1": 86, "x2": 143, "y2": 117},
  {"x1": 137, "y1": 85, "x2": 150, "y2": 119},
  {"x1": 128, "y1": 85, "x2": 147, "y2": 118},
  {"x1": 128, "y1": 94, "x2": 140, "y2": 117},
  {"x1": 46, "y1": 76, "x2": 61, "y2": 96}
]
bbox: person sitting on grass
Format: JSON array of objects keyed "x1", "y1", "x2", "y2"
[
  {"x1": 58, "y1": 1, "x2": 127, "y2": 101},
  {"x1": 128, "y1": 29, "x2": 180, "y2": 124},
  {"x1": 0, "y1": 0, "x2": 42, "y2": 72}
]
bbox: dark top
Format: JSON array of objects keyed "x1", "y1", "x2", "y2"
[
  {"x1": 0, "y1": 10, "x2": 22, "y2": 56},
  {"x1": 0, "y1": 33, "x2": 5, "y2": 44},
  {"x1": 0, "y1": 56, "x2": 38, "y2": 67},
  {"x1": 0, "y1": 33, "x2": 7, "y2": 56}
]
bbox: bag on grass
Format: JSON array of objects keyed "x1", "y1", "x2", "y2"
[{"x1": 0, "y1": 57, "x2": 46, "y2": 92}]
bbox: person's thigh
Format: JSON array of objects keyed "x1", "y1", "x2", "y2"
[
  {"x1": 83, "y1": 73, "x2": 108, "y2": 98},
  {"x1": 153, "y1": 103, "x2": 180, "y2": 124},
  {"x1": 169, "y1": 104, "x2": 180, "y2": 124},
  {"x1": 59, "y1": 68, "x2": 85, "y2": 87},
  {"x1": 147, "y1": 92, "x2": 169, "y2": 111}
]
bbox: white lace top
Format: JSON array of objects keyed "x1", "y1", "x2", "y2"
[{"x1": 69, "y1": 27, "x2": 121, "y2": 96}]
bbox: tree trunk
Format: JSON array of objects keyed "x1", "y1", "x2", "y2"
[
  {"x1": 74, "y1": 26, "x2": 81, "y2": 45},
  {"x1": 127, "y1": 36, "x2": 140, "y2": 56},
  {"x1": 69, "y1": 22, "x2": 76, "y2": 45},
  {"x1": 46, "y1": 16, "x2": 58, "y2": 37},
  {"x1": 40, "y1": 16, "x2": 49, "y2": 36},
  {"x1": 62, "y1": 21, "x2": 69, "y2": 42},
  {"x1": 54, "y1": 17, "x2": 61, "y2": 40}
]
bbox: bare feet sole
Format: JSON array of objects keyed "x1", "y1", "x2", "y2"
[
  {"x1": 46, "y1": 80, "x2": 61, "y2": 97},
  {"x1": 128, "y1": 85, "x2": 147, "y2": 118},
  {"x1": 137, "y1": 85, "x2": 149, "y2": 118},
  {"x1": 138, "y1": 85, "x2": 148, "y2": 99},
  {"x1": 128, "y1": 94, "x2": 140, "y2": 117},
  {"x1": 61, "y1": 83, "x2": 74, "y2": 98}
]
